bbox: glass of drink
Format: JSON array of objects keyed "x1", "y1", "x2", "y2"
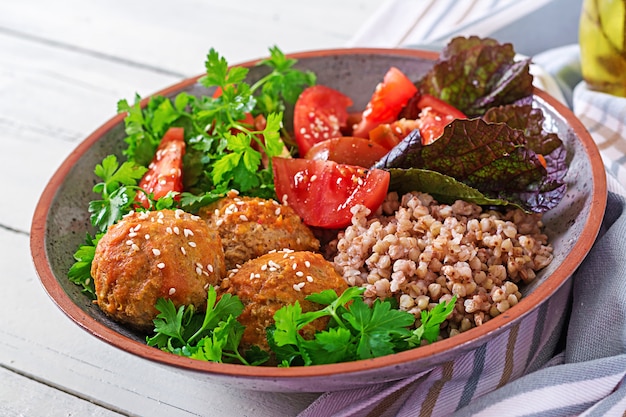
[{"x1": 579, "y1": 0, "x2": 626, "y2": 96}]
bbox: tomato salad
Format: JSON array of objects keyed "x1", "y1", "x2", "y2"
[{"x1": 70, "y1": 38, "x2": 568, "y2": 367}]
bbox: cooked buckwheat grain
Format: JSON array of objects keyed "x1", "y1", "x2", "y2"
[{"x1": 331, "y1": 192, "x2": 553, "y2": 339}]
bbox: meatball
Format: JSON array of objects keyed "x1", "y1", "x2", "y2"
[
  {"x1": 199, "y1": 193, "x2": 320, "y2": 270},
  {"x1": 91, "y1": 209, "x2": 227, "y2": 330},
  {"x1": 220, "y1": 250, "x2": 349, "y2": 352}
]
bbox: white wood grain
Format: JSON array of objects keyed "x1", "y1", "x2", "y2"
[
  {"x1": 0, "y1": 0, "x2": 381, "y2": 75},
  {"x1": 0, "y1": 367, "x2": 124, "y2": 417},
  {"x1": 0, "y1": 34, "x2": 180, "y2": 232},
  {"x1": 0, "y1": 1, "x2": 384, "y2": 415}
]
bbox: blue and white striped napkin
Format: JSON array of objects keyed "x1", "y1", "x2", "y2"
[{"x1": 298, "y1": 1, "x2": 626, "y2": 415}]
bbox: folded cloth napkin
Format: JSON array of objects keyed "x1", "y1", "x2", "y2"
[{"x1": 298, "y1": 2, "x2": 626, "y2": 415}]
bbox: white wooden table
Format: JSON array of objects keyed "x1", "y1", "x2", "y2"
[{"x1": 0, "y1": 1, "x2": 382, "y2": 415}]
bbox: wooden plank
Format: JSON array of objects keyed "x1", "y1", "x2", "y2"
[
  {"x1": 1, "y1": 229, "x2": 319, "y2": 416},
  {"x1": 0, "y1": 367, "x2": 124, "y2": 417},
  {"x1": 0, "y1": 32, "x2": 180, "y2": 232},
  {"x1": 0, "y1": 0, "x2": 382, "y2": 74}
]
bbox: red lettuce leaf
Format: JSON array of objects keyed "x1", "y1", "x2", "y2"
[
  {"x1": 374, "y1": 118, "x2": 530, "y2": 180},
  {"x1": 483, "y1": 104, "x2": 567, "y2": 184},
  {"x1": 483, "y1": 104, "x2": 562, "y2": 153},
  {"x1": 373, "y1": 112, "x2": 567, "y2": 213},
  {"x1": 417, "y1": 36, "x2": 534, "y2": 117}
]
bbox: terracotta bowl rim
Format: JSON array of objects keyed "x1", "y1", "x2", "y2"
[{"x1": 30, "y1": 47, "x2": 608, "y2": 380}]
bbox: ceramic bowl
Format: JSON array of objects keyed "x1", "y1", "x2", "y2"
[{"x1": 30, "y1": 48, "x2": 607, "y2": 392}]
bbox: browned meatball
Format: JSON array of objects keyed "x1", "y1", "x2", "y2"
[
  {"x1": 91, "y1": 209, "x2": 227, "y2": 330},
  {"x1": 220, "y1": 250, "x2": 349, "y2": 352},
  {"x1": 199, "y1": 193, "x2": 320, "y2": 270}
]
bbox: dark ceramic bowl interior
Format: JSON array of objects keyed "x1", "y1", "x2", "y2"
[{"x1": 31, "y1": 48, "x2": 607, "y2": 392}]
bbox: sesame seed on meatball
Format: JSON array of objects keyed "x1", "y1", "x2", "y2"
[
  {"x1": 219, "y1": 250, "x2": 348, "y2": 352},
  {"x1": 91, "y1": 209, "x2": 227, "y2": 330},
  {"x1": 199, "y1": 193, "x2": 320, "y2": 270}
]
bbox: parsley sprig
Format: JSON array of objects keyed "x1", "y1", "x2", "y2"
[
  {"x1": 147, "y1": 286, "x2": 457, "y2": 366},
  {"x1": 88, "y1": 155, "x2": 148, "y2": 233},
  {"x1": 269, "y1": 288, "x2": 457, "y2": 366},
  {"x1": 147, "y1": 286, "x2": 268, "y2": 366},
  {"x1": 68, "y1": 232, "x2": 102, "y2": 297},
  {"x1": 118, "y1": 46, "x2": 315, "y2": 200}
]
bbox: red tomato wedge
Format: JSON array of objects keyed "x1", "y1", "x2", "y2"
[
  {"x1": 352, "y1": 67, "x2": 418, "y2": 138},
  {"x1": 293, "y1": 85, "x2": 353, "y2": 157},
  {"x1": 304, "y1": 136, "x2": 389, "y2": 168},
  {"x1": 136, "y1": 127, "x2": 186, "y2": 208},
  {"x1": 416, "y1": 94, "x2": 466, "y2": 145},
  {"x1": 369, "y1": 119, "x2": 421, "y2": 151},
  {"x1": 417, "y1": 94, "x2": 466, "y2": 119},
  {"x1": 272, "y1": 157, "x2": 390, "y2": 228}
]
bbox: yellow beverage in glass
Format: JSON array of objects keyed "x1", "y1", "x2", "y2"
[{"x1": 579, "y1": 0, "x2": 626, "y2": 96}]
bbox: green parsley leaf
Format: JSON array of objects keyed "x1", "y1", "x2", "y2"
[
  {"x1": 178, "y1": 190, "x2": 224, "y2": 213},
  {"x1": 89, "y1": 155, "x2": 147, "y2": 233},
  {"x1": 145, "y1": 286, "x2": 261, "y2": 365},
  {"x1": 199, "y1": 48, "x2": 249, "y2": 89},
  {"x1": 242, "y1": 345, "x2": 271, "y2": 367},
  {"x1": 262, "y1": 112, "x2": 286, "y2": 158},
  {"x1": 154, "y1": 192, "x2": 178, "y2": 210},
  {"x1": 410, "y1": 296, "x2": 457, "y2": 345},
  {"x1": 343, "y1": 298, "x2": 414, "y2": 360},
  {"x1": 252, "y1": 45, "x2": 316, "y2": 115},
  {"x1": 187, "y1": 289, "x2": 244, "y2": 344},
  {"x1": 119, "y1": 96, "x2": 178, "y2": 166},
  {"x1": 272, "y1": 302, "x2": 305, "y2": 348},
  {"x1": 67, "y1": 232, "x2": 102, "y2": 299},
  {"x1": 306, "y1": 286, "x2": 365, "y2": 327},
  {"x1": 191, "y1": 315, "x2": 246, "y2": 363},
  {"x1": 300, "y1": 327, "x2": 354, "y2": 365},
  {"x1": 271, "y1": 287, "x2": 455, "y2": 366},
  {"x1": 191, "y1": 335, "x2": 224, "y2": 362},
  {"x1": 147, "y1": 298, "x2": 188, "y2": 348}
]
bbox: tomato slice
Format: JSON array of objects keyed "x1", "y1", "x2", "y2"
[
  {"x1": 272, "y1": 157, "x2": 390, "y2": 228},
  {"x1": 293, "y1": 85, "x2": 353, "y2": 157},
  {"x1": 136, "y1": 127, "x2": 186, "y2": 208},
  {"x1": 304, "y1": 136, "x2": 389, "y2": 168},
  {"x1": 352, "y1": 67, "x2": 418, "y2": 138},
  {"x1": 417, "y1": 94, "x2": 466, "y2": 120},
  {"x1": 416, "y1": 94, "x2": 466, "y2": 145},
  {"x1": 369, "y1": 119, "x2": 421, "y2": 151}
]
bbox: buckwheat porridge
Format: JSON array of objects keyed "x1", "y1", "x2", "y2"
[{"x1": 330, "y1": 191, "x2": 553, "y2": 339}]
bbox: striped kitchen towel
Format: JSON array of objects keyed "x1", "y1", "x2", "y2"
[
  {"x1": 534, "y1": 45, "x2": 626, "y2": 186},
  {"x1": 574, "y1": 83, "x2": 626, "y2": 187}
]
